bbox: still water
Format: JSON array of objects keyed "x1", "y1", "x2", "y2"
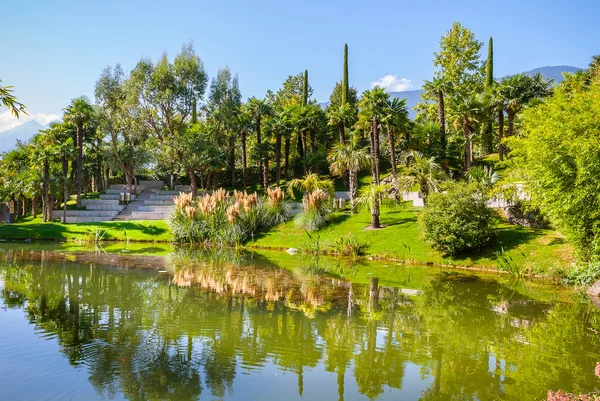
[{"x1": 1, "y1": 246, "x2": 599, "y2": 401}]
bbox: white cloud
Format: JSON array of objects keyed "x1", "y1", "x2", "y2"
[
  {"x1": 371, "y1": 75, "x2": 412, "y2": 92},
  {"x1": 0, "y1": 110, "x2": 61, "y2": 133}
]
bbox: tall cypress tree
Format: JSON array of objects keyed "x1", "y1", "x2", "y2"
[
  {"x1": 342, "y1": 44, "x2": 349, "y2": 106},
  {"x1": 485, "y1": 37, "x2": 494, "y2": 88},
  {"x1": 302, "y1": 70, "x2": 308, "y2": 107},
  {"x1": 482, "y1": 37, "x2": 494, "y2": 154}
]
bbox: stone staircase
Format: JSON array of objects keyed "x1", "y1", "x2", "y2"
[
  {"x1": 112, "y1": 189, "x2": 189, "y2": 221},
  {"x1": 51, "y1": 189, "x2": 134, "y2": 223}
]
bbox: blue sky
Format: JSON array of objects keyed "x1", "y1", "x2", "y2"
[{"x1": 1, "y1": 0, "x2": 597, "y2": 131}]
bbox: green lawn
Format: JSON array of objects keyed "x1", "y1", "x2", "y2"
[
  {"x1": 247, "y1": 207, "x2": 573, "y2": 275},
  {"x1": 0, "y1": 216, "x2": 172, "y2": 242}
]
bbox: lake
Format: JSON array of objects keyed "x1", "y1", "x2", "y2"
[{"x1": 0, "y1": 245, "x2": 599, "y2": 400}]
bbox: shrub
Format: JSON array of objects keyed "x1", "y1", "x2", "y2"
[
  {"x1": 294, "y1": 189, "x2": 332, "y2": 232},
  {"x1": 420, "y1": 181, "x2": 495, "y2": 256},
  {"x1": 170, "y1": 188, "x2": 291, "y2": 245}
]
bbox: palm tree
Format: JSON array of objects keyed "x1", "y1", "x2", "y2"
[
  {"x1": 483, "y1": 83, "x2": 507, "y2": 160},
  {"x1": 287, "y1": 173, "x2": 334, "y2": 200},
  {"x1": 326, "y1": 103, "x2": 355, "y2": 145},
  {"x1": 381, "y1": 98, "x2": 410, "y2": 179},
  {"x1": 328, "y1": 133, "x2": 371, "y2": 209},
  {"x1": 423, "y1": 77, "x2": 450, "y2": 160},
  {"x1": 356, "y1": 183, "x2": 398, "y2": 229},
  {"x1": 0, "y1": 79, "x2": 27, "y2": 117},
  {"x1": 266, "y1": 109, "x2": 293, "y2": 187},
  {"x1": 499, "y1": 73, "x2": 552, "y2": 140},
  {"x1": 449, "y1": 94, "x2": 482, "y2": 170},
  {"x1": 357, "y1": 88, "x2": 389, "y2": 185},
  {"x1": 237, "y1": 104, "x2": 252, "y2": 190},
  {"x1": 397, "y1": 150, "x2": 442, "y2": 204},
  {"x1": 64, "y1": 97, "x2": 94, "y2": 207},
  {"x1": 247, "y1": 97, "x2": 272, "y2": 188}
]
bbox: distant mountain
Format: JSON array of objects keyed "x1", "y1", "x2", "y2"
[
  {"x1": 523, "y1": 65, "x2": 582, "y2": 83},
  {"x1": 389, "y1": 89, "x2": 423, "y2": 119},
  {"x1": 0, "y1": 120, "x2": 45, "y2": 153}
]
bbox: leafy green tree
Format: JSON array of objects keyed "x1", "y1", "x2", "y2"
[
  {"x1": 128, "y1": 43, "x2": 208, "y2": 196},
  {"x1": 96, "y1": 64, "x2": 149, "y2": 191},
  {"x1": 63, "y1": 97, "x2": 95, "y2": 207},
  {"x1": 327, "y1": 132, "x2": 371, "y2": 209},
  {"x1": 206, "y1": 67, "x2": 242, "y2": 188},
  {"x1": 509, "y1": 80, "x2": 600, "y2": 260}
]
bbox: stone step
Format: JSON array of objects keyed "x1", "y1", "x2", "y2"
[
  {"x1": 135, "y1": 206, "x2": 174, "y2": 212},
  {"x1": 149, "y1": 194, "x2": 177, "y2": 200},
  {"x1": 130, "y1": 211, "x2": 172, "y2": 220},
  {"x1": 82, "y1": 199, "x2": 122, "y2": 206},
  {"x1": 139, "y1": 180, "x2": 165, "y2": 189},
  {"x1": 85, "y1": 204, "x2": 126, "y2": 211},
  {"x1": 144, "y1": 200, "x2": 174, "y2": 206},
  {"x1": 62, "y1": 216, "x2": 115, "y2": 223},
  {"x1": 51, "y1": 210, "x2": 119, "y2": 218},
  {"x1": 99, "y1": 194, "x2": 137, "y2": 201}
]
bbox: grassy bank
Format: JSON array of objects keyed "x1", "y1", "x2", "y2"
[
  {"x1": 0, "y1": 217, "x2": 171, "y2": 242},
  {"x1": 0, "y1": 209, "x2": 574, "y2": 277},
  {"x1": 247, "y1": 207, "x2": 574, "y2": 276}
]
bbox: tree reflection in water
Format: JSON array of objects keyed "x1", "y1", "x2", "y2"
[{"x1": 1, "y1": 248, "x2": 600, "y2": 401}]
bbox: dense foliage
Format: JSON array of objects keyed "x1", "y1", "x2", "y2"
[
  {"x1": 170, "y1": 187, "x2": 291, "y2": 245},
  {"x1": 510, "y1": 77, "x2": 600, "y2": 261},
  {"x1": 420, "y1": 181, "x2": 495, "y2": 255}
]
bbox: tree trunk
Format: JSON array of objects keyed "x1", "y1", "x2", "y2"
[
  {"x1": 371, "y1": 119, "x2": 381, "y2": 185},
  {"x1": 32, "y1": 196, "x2": 38, "y2": 219},
  {"x1": 256, "y1": 117, "x2": 263, "y2": 187},
  {"x1": 75, "y1": 123, "x2": 83, "y2": 208},
  {"x1": 43, "y1": 160, "x2": 50, "y2": 222},
  {"x1": 124, "y1": 166, "x2": 134, "y2": 192},
  {"x1": 371, "y1": 202, "x2": 380, "y2": 229},
  {"x1": 498, "y1": 109, "x2": 505, "y2": 161},
  {"x1": 263, "y1": 154, "x2": 269, "y2": 189},
  {"x1": 104, "y1": 166, "x2": 109, "y2": 191},
  {"x1": 338, "y1": 121, "x2": 345, "y2": 144},
  {"x1": 300, "y1": 131, "x2": 308, "y2": 175},
  {"x1": 229, "y1": 136, "x2": 236, "y2": 189},
  {"x1": 310, "y1": 128, "x2": 316, "y2": 153},
  {"x1": 388, "y1": 127, "x2": 397, "y2": 179},
  {"x1": 189, "y1": 171, "x2": 198, "y2": 197},
  {"x1": 63, "y1": 157, "x2": 69, "y2": 223},
  {"x1": 464, "y1": 120, "x2": 473, "y2": 170},
  {"x1": 349, "y1": 169, "x2": 358, "y2": 211},
  {"x1": 284, "y1": 136, "x2": 291, "y2": 181},
  {"x1": 504, "y1": 108, "x2": 515, "y2": 159},
  {"x1": 438, "y1": 90, "x2": 446, "y2": 160},
  {"x1": 241, "y1": 128, "x2": 247, "y2": 190},
  {"x1": 275, "y1": 134, "x2": 282, "y2": 186}
]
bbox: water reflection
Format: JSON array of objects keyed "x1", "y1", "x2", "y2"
[{"x1": 1, "y1": 248, "x2": 600, "y2": 401}]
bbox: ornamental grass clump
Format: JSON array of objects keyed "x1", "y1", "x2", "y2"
[
  {"x1": 264, "y1": 187, "x2": 291, "y2": 226},
  {"x1": 170, "y1": 188, "x2": 292, "y2": 245},
  {"x1": 295, "y1": 189, "x2": 332, "y2": 232}
]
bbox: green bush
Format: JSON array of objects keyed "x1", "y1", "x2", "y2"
[{"x1": 420, "y1": 181, "x2": 495, "y2": 256}]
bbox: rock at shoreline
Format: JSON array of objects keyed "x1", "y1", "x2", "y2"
[{"x1": 587, "y1": 280, "x2": 600, "y2": 297}]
